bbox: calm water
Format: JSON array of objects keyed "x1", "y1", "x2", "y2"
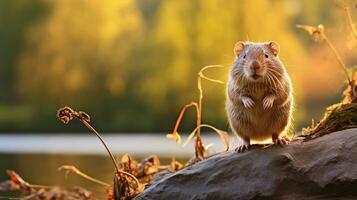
[{"x1": 0, "y1": 133, "x2": 237, "y2": 199}]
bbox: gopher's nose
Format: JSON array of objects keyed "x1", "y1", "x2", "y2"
[{"x1": 251, "y1": 60, "x2": 261, "y2": 71}]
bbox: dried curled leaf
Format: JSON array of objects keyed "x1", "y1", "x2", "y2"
[
  {"x1": 167, "y1": 102, "x2": 199, "y2": 144},
  {"x1": 57, "y1": 106, "x2": 75, "y2": 124},
  {"x1": 78, "y1": 111, "x2": 90, "y2": 122},
  {"x1": 194, "y1": 136, "x2": 206, "y2": 161},
  {"x1": 57, "y1": 106, "x2": 90, "y2": 124},
  {"x1": 7, "y1": 170, "x2": 34, "y2": 192},
  {"x1": 119, "y1": 154, "x2": 162, "y2": 185},
  {"x1": 137, "y1": 155, "x2": 160, "y2": 178},
  {"x1": 183, "y1": 124, "x2": 230, "y2": 152},
  {"x1": 296, "y1": 24, "x2": 325, "y2": 42},
  {"x1": 120, "y1": 154, "x2": 138, "y2": 177},
  {"x1": 113, "y1": 172, "x2": 145, "y2": 200},
  {"x1": 166, "y1": 132, "x2": 181, "y2": 144},
  {"x1": 169, "y1": 158, "x2": 184, "y2": 172},
  {"x1": 198, "y1": 65, "x2": 225, "y2": 84}
]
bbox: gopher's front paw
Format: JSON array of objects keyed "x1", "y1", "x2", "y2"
[
  {"x1": 273, "y1": 135, "x2": 290, "y2": 146},
  {"x1": 235, "y1": 144, "x2": 250, "y2": 153},
  {"x1": 262, "y1": 96, "x2": 275, "y2": 110},
  {"x1": 242, "y1": 97, "x2": 255, "y2": 109}
]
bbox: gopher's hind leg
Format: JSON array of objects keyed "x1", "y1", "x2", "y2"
[
  {"x1": 235, "y1": 136, "x2": 250, "y2": 153},
  {"x1": 272, "y1": 133, "x2": 290, "y2": 146}
]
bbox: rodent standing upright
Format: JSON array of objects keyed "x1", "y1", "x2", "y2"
[{"x1": 226, "y1": 41, "x2": 293, "y2": 152}]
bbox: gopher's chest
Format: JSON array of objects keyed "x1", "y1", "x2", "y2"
[{"x1": 244, "y1": 89, "x2": 279, "y2": 132}]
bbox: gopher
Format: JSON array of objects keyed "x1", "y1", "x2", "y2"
[{"x1": 226, "y1": 41, "x2": 293, "y2": 152}]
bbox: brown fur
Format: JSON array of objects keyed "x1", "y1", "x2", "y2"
[{"x1": 226, "y1": 42, "x2": 293, "y2": 143}]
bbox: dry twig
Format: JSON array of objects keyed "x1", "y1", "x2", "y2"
[{"x1": 167, "y1": 65, "x2": 228, "y2": 161}]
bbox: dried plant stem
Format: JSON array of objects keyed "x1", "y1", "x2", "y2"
[
  {"x1": 193, "y1": 65, "x2": 225, "y2": 159},
  {"x1": 167, "y1": 65, "x2": 225, "y2": 160},
  {"x1": 81, "y1": 120, "x2": 120, "y2": 173},
  {"x1": 197, "y1": 79, "x2": 203, "y2": 137},
  {"x1": 183, "y1": 124, "x2": 229, "y2": 151},
  {"x1": 57, "y1": 106, "x2": 143, "y2": 197},
  {"x1": 29, "y1": 184, "x2": 53, "y2": 189},
  {"x1": 296, "y1": 24, "x2": 352, "y2": 83},
  {"x1": 173, "y1": 102, "x2": 199, "y2": 133},
  {"x1": 79, "y1": 120, "x2": 141, "y2": 186},
  {"x1": 196, "y1": 65, "x2": 224, "y2": 137},
  {"x1": 59, "y1": 165, "x2": 110, "y2": 187},
  {"x1": 172, "y1": 102, "x2": 199, "y2": 143},
  {"x1": 323, "y1": 35, "x2": 352, "y2": 83},
  {"x1": 344, "y1": 6, "x2": 357, "y2": 41}
]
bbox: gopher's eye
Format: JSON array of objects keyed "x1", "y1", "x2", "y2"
[
  {"x1": 264, "y1": 54, "x2": 269, "y2": 58},
  {"x1": 243, "y1": 55, "x2": 246, "y2": 59}
]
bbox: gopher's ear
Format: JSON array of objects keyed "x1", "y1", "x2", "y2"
[
  {"x1": 268, "y1": 41, "x2": 279, "y2": 56},
  {"x1": 233, "y1": 42, "x2": 245, "y2": 56}
]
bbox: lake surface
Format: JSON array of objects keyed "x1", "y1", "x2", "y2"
[{"x1": 0, "y1": 133, "x2": 239, "y2": 199}]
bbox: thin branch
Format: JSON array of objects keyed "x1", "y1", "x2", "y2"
[
  {"x1": 323, "y1": 34, "x2": 352, "y2": 83},
  {"x1": 344, "y1": 6, "x2": 357, "y2": 41},
  {"x1": 80, "y1": 120, "x2": 141, "y2": 185},
  {"x1": 80, "y1": 120, "x2": 120, "y2": 173},
  {"x1": 296, "y1": 24, "x2": 352, "y2": 83},
  {"x1": 196, "y1": 65, "x2": 225, "y2": 137}
]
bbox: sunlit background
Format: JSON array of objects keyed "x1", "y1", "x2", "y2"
[
  {"x1": 0, "y1": 0, "x2": 355, "y2": 133},
  {"x1": 0, "y1": 0, "x2": 356, "y2": 198}
]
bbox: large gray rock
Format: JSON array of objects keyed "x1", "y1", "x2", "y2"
[{"x1": 135, "y1": 128, "x2": 357, "y2": 200}]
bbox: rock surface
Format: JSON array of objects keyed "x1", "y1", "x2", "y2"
[{"x1": 135, "y1": 128, "x2": 357, "y2": 200}]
